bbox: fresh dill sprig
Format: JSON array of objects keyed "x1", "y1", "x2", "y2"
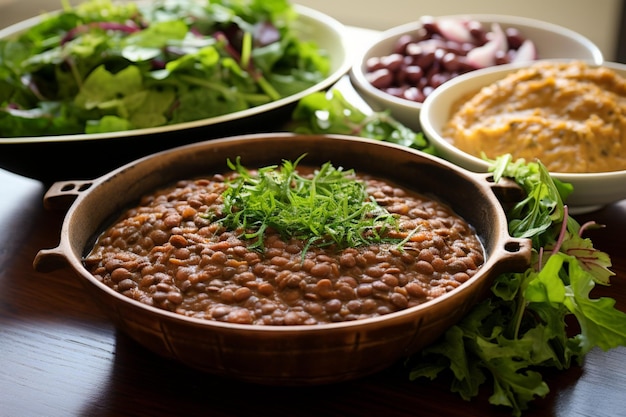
[{"x1": 219, "y1": 155, "x2": 403, "y2": 253}]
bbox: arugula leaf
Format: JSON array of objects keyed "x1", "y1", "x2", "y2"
[
  {"x1": 564, "y1": 257, "x2": 626, "y2": 352},
  {"x1": 485, "y1": 356, "x2": 549, "y2": 413},
  {"x1": 410, "y1": 321, "x2": 486, "y2": 399},
  {"x1": 491, "y1": 155, "x2": 572, "y2": 246},
  {"x1": 123, "y1": 20, "x2": 188, "y2": 49},
  {"x1": 559, "y1": 229, "x2": 614, "y2": 285},
  {"x1": 408, "y1": 155, "x2": 626, "y2": 416},
  {"x1": 524, "y1": 255, "x2": 566, "y2": 304}
]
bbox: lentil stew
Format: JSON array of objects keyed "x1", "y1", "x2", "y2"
[{"x1": 84, "y1": 166, "x2": 485, "y2": 325}]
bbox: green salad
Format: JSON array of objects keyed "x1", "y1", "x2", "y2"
[{"x1": 0, "y1": 0, "x2": 330, "y2": 137}]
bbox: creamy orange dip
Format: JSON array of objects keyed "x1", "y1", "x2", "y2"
[{"x1": 442, "y1": 61, "x2": 626, "y2": 173}]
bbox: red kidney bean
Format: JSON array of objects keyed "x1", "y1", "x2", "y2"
[
  {"x1": 393, "y1": 34, "x2": 414, "y2": 54},
  {"x1": 413, "y1": 50, "x2": 436, "y2": 70},
  {"x1": 441, "y1": 52, "x2": 469, "y2": 72},
  {"x1": 365, "y1": 68, "x2": 393, "y2": 89},
  {"x1": 467, "y1": 20, "x2": 488, "y2": 44},
  {"x1": 505, "y1": 27, "x2": 525, "y2": 49},
  {"x1": 402, "y1": 87, "x2": 425, "y2": 102},
  {"x1": 419, "y1": 15, "x2": 438, "y2": 35},
  {"x1": 380, "y1": 53, "x2": 404, "y2": 71},
  {"x1": 422, "y1": 85, "x2": 435, "y2": 98},
  {"x1": 384, "y1": 87, "x2": 408, "y2": 98},
  {"x1": 429, "y1": 72, "x2": 450, "y2": 88},
  {"x1": 403, "y1": 65, "x2": 424, "y2": 84},
  {"x1": 363, "y1": 16, "x2": 535, "y2": 103},
  {"x1": 365, "y1": 56, "x2": 384, "y2": 71}
]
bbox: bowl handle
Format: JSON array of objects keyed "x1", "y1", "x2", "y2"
[
  {"x1": 495, "y1": 236, "x2": 533, "y2": 274},
  {"x1": 482, "y1": 174, "x2": 525, "y2": 206},
  {"x1": 33, "y1": 246, "x2": 69, "y2": 273},
  {"x1": 42, "y1": 180, "x2": 94, "y2": 210},
  {"x1": 474, "y1": 172, "x2": 533, "y2": 272}
]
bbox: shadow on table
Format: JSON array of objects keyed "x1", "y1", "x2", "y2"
[{"x1": 76, "y1": 328, "x2": 585, "y2": 417}]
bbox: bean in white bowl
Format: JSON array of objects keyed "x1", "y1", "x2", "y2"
[{"x1": 363, "y1": 15, "x2": 537, "y2": 103}]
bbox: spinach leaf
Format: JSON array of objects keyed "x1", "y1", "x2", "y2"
[{"x1": 0, "y1": 0, "x2": 329, "y2": 137}]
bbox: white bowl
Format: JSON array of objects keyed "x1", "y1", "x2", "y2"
[
  {"x1": 349, "y1": 14, "x2": 603, "y2": 132},
  {"x1": 419, "y1": 60, "x2": 626, "y2": 214}
]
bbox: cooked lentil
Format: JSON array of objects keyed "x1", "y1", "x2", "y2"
[{"x1": 84, "y1": 168, "x2": 485, "y2": 325}]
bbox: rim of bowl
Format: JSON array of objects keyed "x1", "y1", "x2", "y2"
[
  {"x1": 350, "y1": 13, "x2": 604, "y2": 112},
  {"x1": 0, "y1": 4, "x2": 351, "y2": 144},
  {"x1": 53, "y1": 133, "x2": 515, "y2": 334},
  {"x1": 419, "y1": 59, "x2": 626, "y2": 181}
]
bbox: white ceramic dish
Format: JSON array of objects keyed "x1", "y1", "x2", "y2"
[
  {"x1": 349, "y1": 14, "x2": 604, "y2": 132},
  {"x1": 419, "y1": 60, "x2": 626, "y2": 214},
  {"x1": 0, "y1": 3, "x2": 351, "y2": 182}
]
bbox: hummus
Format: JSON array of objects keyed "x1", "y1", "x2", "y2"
[{"x1": 442, "y1": 61, "x2": 626, "y2": 173}]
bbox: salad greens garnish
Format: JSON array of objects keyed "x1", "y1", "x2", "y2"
[
  {"x1": 0, "y1": 0, "x2": 330, "y2": 136},
  {"x1": 288, "y1": 89, "x2": 435, "y2": 153},
  {"x1": 220, "y1": 156, "x2": 408, "y2": 254},
  {"x1": 407, "y1": 156, "x2": 626, "y2": 416}
]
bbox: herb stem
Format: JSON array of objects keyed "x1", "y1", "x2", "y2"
[
  {"x1": 550, "y1": 205, "x2": 569, "y2": 255},
  {"x1": 240, "y1": 31, "x2": 251, "y2": 69}
]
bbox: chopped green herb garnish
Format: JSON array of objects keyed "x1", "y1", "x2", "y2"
[{"x1": 219, "y1": 155, "x2": 404, "y2": 253}]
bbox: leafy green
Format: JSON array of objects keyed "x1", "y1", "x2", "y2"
[
  {"x1": 408, "y1": 155, "x2": 626, "y2": 416},
  {"x1": 288, "y1": 88, "x2": 435, "y2": 153},
  {"x1": 287, "y1": 83, "x2": 624, "y2": 416},
  {"x1": 287, "y1": 85, "x2": 625, "y2": 415},
  {"x1": 0, "y1": 0, "x2": 330, "y2": 136},
  {"x1": 219, "y1": 156, "x2": 410, "y2": 254}
]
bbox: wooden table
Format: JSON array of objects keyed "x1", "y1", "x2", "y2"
[{"x1": 0, "y1": 158, "x2": 625, "y2": 417}]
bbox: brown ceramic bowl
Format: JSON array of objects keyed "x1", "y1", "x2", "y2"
[{"x1": 34, "y1": 133, "x2": 531, "y2": 385}]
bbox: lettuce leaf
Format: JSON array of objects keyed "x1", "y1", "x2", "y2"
[{"x1": 408, "y1": 156, "x2": 626, "y2": 416}]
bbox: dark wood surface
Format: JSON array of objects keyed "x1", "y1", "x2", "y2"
[
  {"x1": 1, "y1": 158, "x2": 625, "y2": 417},
  {"x1": 1, "y1": 24, "x2": 626, "y2": 416}
]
